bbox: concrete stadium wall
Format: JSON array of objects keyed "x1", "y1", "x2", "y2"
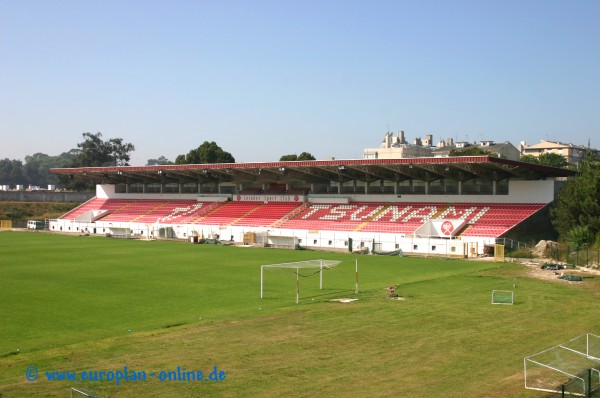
[
  {"x1": 0, "y1": 191, "x2": 94, "y2": 203},
  {"x1": 49, "y1": 219, "x2": 489, "y2": 256}
]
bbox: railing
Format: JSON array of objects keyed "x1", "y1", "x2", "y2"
[{"x1": 270, "y1": 202, "x2": 310, "y2": 228}]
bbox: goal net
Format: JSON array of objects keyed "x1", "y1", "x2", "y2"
[
  {"x1": 107, "y1": 227, "x2": 131, "y2": 239},
  {"x1": 491, "y1": 290, "x2": 514, "y2": 305},
  {"x1": 524, "y1": 333, "x2": 600, "y2": 396},
  {"x1": 260, "y1": 260, "x2": 341, "y2": 304},
  {"x1": 253, "y1": 233, "x2": 298, "y2": 249}
]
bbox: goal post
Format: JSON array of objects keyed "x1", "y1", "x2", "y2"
[
  {"x1": 260, "y1": 259, "x2": 343, "y2": 304},
  {"x1": 491, "y1": 290, "x2": 514, "y2": 305}
]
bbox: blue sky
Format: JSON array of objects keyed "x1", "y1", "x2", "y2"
[{"x1": 1, "y1": 0, "x2": 598, "y2": 165}]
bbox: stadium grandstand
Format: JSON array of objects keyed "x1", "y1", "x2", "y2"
[{"x1": 50, "y1": 156, "x2": 574, "y2": 257}]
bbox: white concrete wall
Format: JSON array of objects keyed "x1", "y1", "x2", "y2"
[
  {"x1": 505, "y1": 180, "x2": 554, "y2": 203},
  {"x1": 324, "y1": 179, "x2": 553, "y2": 204},
  {"x1": 96, "y1": 184, "x2": 115, "y2": 198},
  {"x1": 48, "y1": 217, "x2": 493, "y2": 256}
]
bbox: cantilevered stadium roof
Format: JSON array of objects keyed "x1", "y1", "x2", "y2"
[{"x1": 50, "y1": 156, "x2": 575, "y2": 185}]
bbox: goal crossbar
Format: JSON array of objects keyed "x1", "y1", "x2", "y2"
[{"x1": 261, "y1": 259, "x2": 341, "y2": 269}]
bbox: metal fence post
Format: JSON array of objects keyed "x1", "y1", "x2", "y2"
[{"x1": 588, "y1": 368, "x2": 592, "y2": 398}]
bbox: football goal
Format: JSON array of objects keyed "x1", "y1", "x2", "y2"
[
  {"x1": 524, "y1": 333, "x2": 600, "y2": 396},
  {"x1": 491, "y1": 290, "x2": 514, "y2": 305},
  {"x1": 260, "y1": 259, "x2": 343, "y2": 304},
  {"x1": 107, "y1": 227, "x2": 131, "y2": 239}
]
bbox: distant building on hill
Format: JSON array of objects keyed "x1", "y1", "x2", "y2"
[
  {"x1": 432, "y1": 140, "x2": 520, "y2": 160},
  {"x1": 520, "y1": 140, "x2": 597, "y2": 166},
  {"x1": 363, "y1": 131, "x2": 520, "y2": 160},
  {"x1": 363, "y1": 131, "x2": 433, "y2": 159}
]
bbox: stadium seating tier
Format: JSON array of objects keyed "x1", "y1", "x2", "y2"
[{"x1": 59, "y1": 199, "x2": 545, "y2": 238}]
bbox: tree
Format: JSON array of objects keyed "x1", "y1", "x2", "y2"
[
  {"x1": 175, "y1": 141, "x2": 235, "y2": 164},
  {"x1": 279, "y1": 152, "x2": 316, "y2": 161},
  {"x1": 567, "y1": 225, "x2": 594, "y2": 251},
  {"x1": 60, "y1": 133, "x2": 135, "y2": 190},
  {"x1": 69, "y1": 132, "x2": 135, "y2": 167},
  {"x1": 538, "y1": 153, "x2": 568, "y2": 168},
  {"x1": 551, "y1": 153, "x2": 600, "y2": 242},
  {"x1": 448, "y1": 147, "x2": 497, "y2": 157},
  {"x1": 0, "y1": 159, "x2": 25, "y2": 187},
  {"x1": 23, "y1": 152, "x2": 75, "y2": 187},
  {"x1": 519, "y1": 154, "x2": 539, "y2": 164},
  {"x1": 520, "y1": 153, "x2": 568, "y2": 168},
  {"x1": 146, "y1": 156, "x2": 174, "y2": 165}
]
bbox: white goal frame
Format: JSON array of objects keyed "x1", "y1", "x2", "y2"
[
  {"x1": 260, "y1": 259, "x2": 342, "y2": 304},
  {"x1": 491, "y1": 289, "x2": 514, "y2": 305},
  {"x1": 524, "y1": 333, "x2": 600, "y2": 396}
]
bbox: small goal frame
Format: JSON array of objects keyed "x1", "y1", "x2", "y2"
[
  {"x1": 260, "y1": 259, "x2": 342, "y2": 304},
  {"x1": 491, "y1": 289, "x2": 514, "y2": 305}
]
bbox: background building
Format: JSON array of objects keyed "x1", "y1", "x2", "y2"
[
  {"x1": 364, "y1": 131, "x2": 520, "y2": 160},
  {"x1": 520, "y1": 140, "x2": 596, "y2": 166}
]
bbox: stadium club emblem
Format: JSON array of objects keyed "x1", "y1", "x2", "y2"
[
  {"x1": 294, "y1": 196, "x2": 299, "y2": 201},
  {"x1": 441, "y1": 221, "x2": 454, "y2": 235},
  {"x1": 236, "y1": 195, "x2": 241, "y2": 201}
]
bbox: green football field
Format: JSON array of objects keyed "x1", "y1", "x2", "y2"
[{"x1": 1, "y1": 231, "x2": 599, "y2": 397}]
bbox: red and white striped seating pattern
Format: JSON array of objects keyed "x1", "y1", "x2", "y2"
[{"x1": 59, "y1": 199, "x2": 545, "y2": 237}]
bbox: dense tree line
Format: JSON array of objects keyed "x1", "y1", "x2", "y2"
[
  {"x1": 0, "y1": 151, "x2": 77, "y2": 188},
  {"x1": 550, "y1": 152, "x2": 600, "y2": 248},
  {"x1": 1, "y1": 132, "x2": 136, "y2": 190},
  {"x1": 1, "y1": 135, "x2": 238, "y2": 189}
]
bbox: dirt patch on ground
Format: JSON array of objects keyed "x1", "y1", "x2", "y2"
[
  {"x1": 330, "y1": 298, "x2": 359, "y2": 303},
  {"x1": 518, "y1": 257, "x2": 600, "y2": 284}
]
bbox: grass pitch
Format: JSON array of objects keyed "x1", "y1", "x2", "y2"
[{"x1": 1, "y1": 231, "x2": 599, "y2": 397}]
